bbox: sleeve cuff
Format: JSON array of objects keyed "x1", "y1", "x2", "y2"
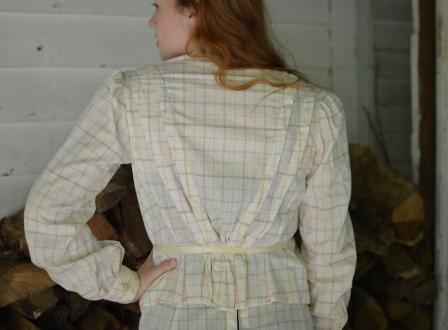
[
  {"x1": 312, "y1": 315, "x2": 347, "y2": 330},
  {"x1": 105, "y1": 265, "x2": 141, "y2": 304}
]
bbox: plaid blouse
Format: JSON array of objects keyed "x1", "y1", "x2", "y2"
[{"x1": 24, "y1": 54, "x2": 357, "y2": 330}]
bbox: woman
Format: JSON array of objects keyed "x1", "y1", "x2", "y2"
[{"x1": 24, "y1": 0, "x2": 357, "y2": 329}]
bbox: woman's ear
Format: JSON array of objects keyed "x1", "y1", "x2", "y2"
[
  {"x1": 182, "y1": 5, "x2": 197, "y2": 19},
  {"x1": 178, "y1": 5, "x2": 197, "y2": 31},
  {"x1": 184, "y1": 7, "x2": 197, "y2": 28}
]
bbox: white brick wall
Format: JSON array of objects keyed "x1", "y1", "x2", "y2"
[{"x1": 0, "y1": 0, "x2": 361, "y2": 218}]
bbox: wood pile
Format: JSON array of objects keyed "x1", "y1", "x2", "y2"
[
  {"x1": 344, "y1": 144, "x2": 435, "y2": 330},
  {"x1": 0, "y1": 144, "x2": 435, "y2": 329},
  {"x1": 0, "y1": 165, "x2": 150, "y2": 329}
]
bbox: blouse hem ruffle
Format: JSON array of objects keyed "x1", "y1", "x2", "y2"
[{"x1": 138, "y1": 240, "x2": 311, "y2": 312}]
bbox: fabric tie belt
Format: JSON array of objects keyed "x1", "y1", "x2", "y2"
[{"x1": 152, "y1": 237, "x2": 295, "y2": 254}]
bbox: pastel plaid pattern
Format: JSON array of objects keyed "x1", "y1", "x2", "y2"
[
  {"x1": 24, "y1": 54, "x2": 356, "y2": 330},
  {"x1": 139, "y1": 301, "x2": 314, "y2": 330}
]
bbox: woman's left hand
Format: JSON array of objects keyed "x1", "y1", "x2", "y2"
[{"x1": 129, "y1": 250, "x2": 177, "y2": 303}]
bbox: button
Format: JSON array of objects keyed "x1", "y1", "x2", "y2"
[{"x1": 213, "y1": 260, "x2": 224, "y2": 271}]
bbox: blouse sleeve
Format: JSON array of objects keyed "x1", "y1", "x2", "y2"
[
  {"x1": 23, "y1": 69, "x2": 140, "y2": 304},
  {"x1": 298, "y1": 91, "x2": 357, "y2": 329}
]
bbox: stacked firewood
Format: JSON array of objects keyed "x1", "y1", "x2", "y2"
[
  {"x1": 0, "y1": 144, "x2": 435, "y2": 329},
  {"x1": 344, "y1": 144, "x2": 435, "y2": 330},
  {"x1": 0, "y1": 165, "x2": 151, "y2": 329}
]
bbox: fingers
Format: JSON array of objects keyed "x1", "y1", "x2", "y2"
[
  {"x1": 159, "y1": 258, "x2": 177, "y2": 272},
  {"x1": 132, "y1": 256, "x2": 177, "y2": 303},
  {"x1": 141, "y1": 249, "x2": 178, "y2": 280},
  {"x1": 151, "y1": 258, "x2": 177, "y2": 279}
]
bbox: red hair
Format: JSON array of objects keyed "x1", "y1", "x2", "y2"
[{"x1": 175, "y1": 0, "x2": 314, "y2": 91}]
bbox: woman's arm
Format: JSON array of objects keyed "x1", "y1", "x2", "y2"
[
  {"x1": 24, "y1": 69, "x2": 140, "y2": 304},
  {"x1": 298, "y1": 91, "x2": 357, "y2": 329}
]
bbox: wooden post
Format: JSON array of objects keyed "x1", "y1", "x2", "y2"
[{"x1": 435, "y1": 0, "x2": 447, "y2": 328}]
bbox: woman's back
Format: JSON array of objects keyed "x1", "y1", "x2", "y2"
[
  {"x1": 134, "y1": 54, "x2": 309, "y2": 245},
  {"x1": 24, "y1": 52, "x2": 356, "y2": 329},
  {"x1": 24, "y1": 0, "x2": 356, "y2": 327}
]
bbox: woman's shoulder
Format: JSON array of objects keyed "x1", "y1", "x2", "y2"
[
  {"x1": 290, "y1": 83, "x2": 342, "y2": 118},
  {"x1": 290, "y1": 84, "x2": 346, "y2": 128},
  {"x1": 118, "y1": 64, "x2": 343, "y2": 108},
  {"x1": 293, "y1": 82, "x2": 339, "y2": 102},
  {"x1": 111, "y1": 64, "x2": 164, "y2": 92}
]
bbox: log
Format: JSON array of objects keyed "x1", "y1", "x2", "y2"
[
  {"x1": 354, "y1": 253, "x2": 380, "y2": 280},
  {"x1": 33, "y1": 301, "x2": 75, "y2": 329},
  {"x1": 9, "y1": 287, "x2": 57, "y2": 320},
  {"x1": 107, "y1": 165, "x2": 152, "y2": 260},
  {"x1": 393, "y1": 222, "x2": 424, "y2": 247},
  {"x1": 349, "y1": 144, "x2": 425, "y2": 224},
  {"x1": 409, "y1": 239, "x2": 433, "y2": 271},
  {"x1": 63, "y1": 290, "x2": 91, "y2": 323},
  {"x1": 386, "y1": 298, "x2": 431, "y2": 330},
  {"x1": 74, "y1": 303, "x2": 122, "y2": 330},
  {"x1": 383, "y1": 271, "x2": 428, "y2": 300},
  {"x1": 349, "y1": 286, "x2": 388, "y2": 330},
  {"x1": 95, "y1": 183, "x2": 127, "y2": 214},
  {"x1": 87, "y1": 213, "x2": 119, "y2": 241},
  {"x1": 358, "y1": 263, "x2": 427, "y2": 299},
  {"x1": 0, "y1": 262, "x2": 54, "y2": 308},
  {"x1": 0, "y1": 252, "x2": 20, "y2": 277},
  {"x1": 407, "y1": 278, "x2": 436, "y2": 305},
  {"x1": 0, "y1": 305, "x2": 39, "y2": 330},
  {"x1": 381, "y1": 243, "x2": 421, "y2": 280},
  {"x1": 0, "y1": 210, "x2": 28, "y2": 258},
  {"x1": 352, "y1": 221, "x2": 389, "y2": 256}
]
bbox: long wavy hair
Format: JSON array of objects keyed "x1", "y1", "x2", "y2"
[{"x1": 175, "y1": 0, "x2": 315, "y2": 91}]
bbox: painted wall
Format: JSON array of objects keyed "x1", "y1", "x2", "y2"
[
  {"x1": 0, "y1": 0, "x2": 365, "y2": 218},
  {"x1": 370, "y1": 0, "x2": 414, "y2": 180}
]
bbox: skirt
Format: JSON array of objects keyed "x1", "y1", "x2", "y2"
[{"x1": 138, "y1": 302, "x2": 314, "y2": 330}]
